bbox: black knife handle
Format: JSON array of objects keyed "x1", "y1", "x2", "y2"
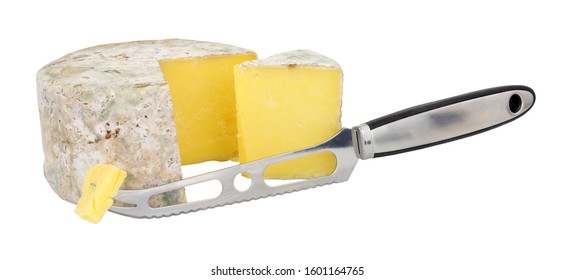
[{"x1": 352, "y1": 85, "x2": 535, "y2": 159}]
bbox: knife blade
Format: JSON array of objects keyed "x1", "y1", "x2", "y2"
[{"x1": 110, "y1": 85, "x2": 535, "y2": 218}]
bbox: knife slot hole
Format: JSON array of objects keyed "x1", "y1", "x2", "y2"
[
  {"x1": 265, "y1": 177, "x2": 307, "y2": 187},
  {"x1": 182, "y1": 180, "x2": 222, "y2": 203},
  {"x1": 234, "y1": 173, "x2": 252, "y2": 192},
  {"x1": 509, "y1": 94, "x2": 522, "y2": 114},
  {"x1": 264, "y1": 151, "x2": 336, "y2": 187}
]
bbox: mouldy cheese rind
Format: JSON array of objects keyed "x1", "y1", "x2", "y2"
[
  {"x1": 238, "y1": 49, "x2": 340, "y2": 68},
  {"x1": 37, "y1": 39, "x2": 255, "y2": 207}
]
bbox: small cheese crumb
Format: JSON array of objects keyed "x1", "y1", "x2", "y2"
[{"x1": 75, "y1": 164, "x2": 127, "y2": 223}]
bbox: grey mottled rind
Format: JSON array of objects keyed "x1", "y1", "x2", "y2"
[
  {"x1": 37, "y1": 39, "x2": 255, "y2": 207},
  {"x1": 238, "y1": 49, "x2": 339, "y2": 68}
]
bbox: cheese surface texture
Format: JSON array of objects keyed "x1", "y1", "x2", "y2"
[
  {"x1": 75, "y1": 164, "x2": 127, "y2": 223},
  {"x1": 234, "y1": 50, "x2": 342, "y2": 179},
  {"x1": 37, "y1": 39, "x2": 255, "y2": 207},
  {"x1": 160, "y1": 53, "x2": 257, "y2": 164}
]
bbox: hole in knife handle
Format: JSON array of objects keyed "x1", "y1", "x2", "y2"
[
  {"x1": 149, "y1": 180, "x2": 223, "y2": 207},
  {"x1": 509, "y1": 94, "x2": 522, "y2": 114},
  {"x1": 264, "y1": 151, "x2": 336, "y2": 187}
]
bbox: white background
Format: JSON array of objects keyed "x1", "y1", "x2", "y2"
[{"x1": 1, "y1": 1, "x2": 572, "y2": 279}]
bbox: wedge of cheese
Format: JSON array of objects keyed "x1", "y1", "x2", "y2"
[
  {"x1": 37, "y1": 39, "x2": 256, "y2": 207},
  {"x1": 75, "y1": 164, "x2": 127, "y2": 223},
  {"x1": 234, "y1": 50, "x2": 342, "y2": 179}
]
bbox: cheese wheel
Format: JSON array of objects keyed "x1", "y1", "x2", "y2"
[
  {"x1": 37, "y1": 39, "x2": 256, "y2": 207},
  {"x1": 234, "y1": 50, "x2": 342, "y2": 179}
]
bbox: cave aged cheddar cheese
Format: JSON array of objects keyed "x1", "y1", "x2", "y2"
[
  {"x1": 37, "y1": 39, "x2": 256, "y2": 207},
  {"x1": 234, "y1": 50, "x2": 342, "y2": 179}
]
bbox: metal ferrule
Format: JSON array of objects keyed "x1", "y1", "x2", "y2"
[{"x1": 352, "y1": 123, "x2": 374, "y2": 160}]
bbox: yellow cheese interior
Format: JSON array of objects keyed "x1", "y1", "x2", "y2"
[
  {"x1": 75, "y1": 164, "x2": 127, "y2": 223},
  {"x1": 159, "y1": 53, "x2": 257, "y2": 165},
  {"x1": 234, "y1": 65, "x2": 342, "y2": 179}
]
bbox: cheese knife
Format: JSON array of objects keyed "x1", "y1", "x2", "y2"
[{"x1": 110, "y1": 85, "x2": 535, "y2": 218}]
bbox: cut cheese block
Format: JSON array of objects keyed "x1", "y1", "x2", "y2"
[
  {"x1": 37, "y1": 39, "x2": 256, "y2": 207},
  {"x1": 160, "y1": 53, "x2": 257, "y2": 164},
  {"x1": 75, "y1": 164, "x2": 127, "y2": 223},
  {"x1": 234, "y1": 50, "x2": 342, "y2": 179}
]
